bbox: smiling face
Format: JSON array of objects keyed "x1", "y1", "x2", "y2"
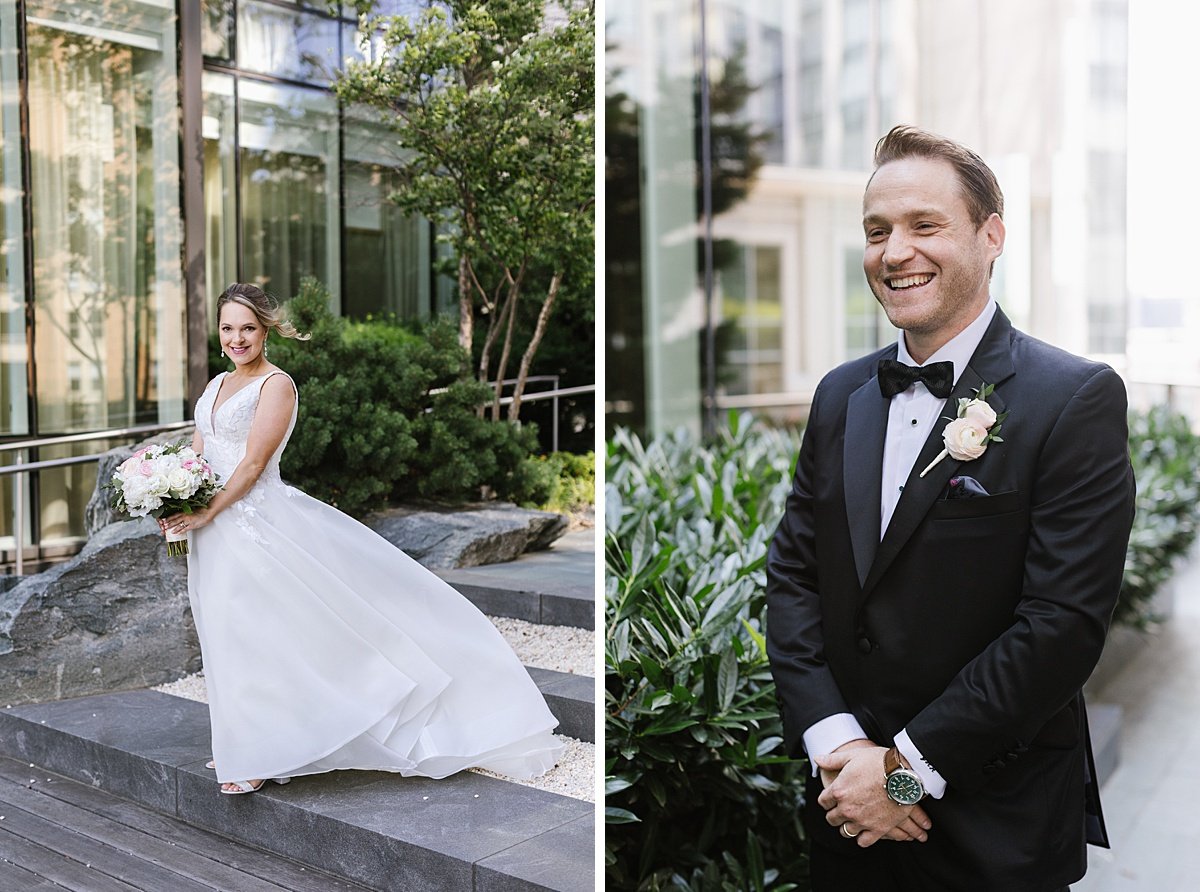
[
  {"x1": 218, "y1": 301, "x2": 267, "y2": 368},
  {"x1": 862, "y1": 156, "x2": 1005, "y2": 362}
]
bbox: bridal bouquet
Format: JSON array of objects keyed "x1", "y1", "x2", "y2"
[{"x1": 105, "y1": 442, "x2": 221, "y2": 556}]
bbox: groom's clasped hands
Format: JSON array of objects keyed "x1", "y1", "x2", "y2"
[{"x1": 814, "y1": 740, "x2": 933, "y2": 848}]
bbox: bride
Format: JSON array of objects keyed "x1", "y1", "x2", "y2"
[{"x1": 160, "y1": 283, "x2": 565, "y2": 794}]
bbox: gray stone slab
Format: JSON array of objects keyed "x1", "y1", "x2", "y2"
[
  {"x1": 539, "y1": 589, "x2": 594, "y2": 630},
  {"x1": 442, "y1": 577, "x2": 544, "y2": 624},
  {"x1": 176, "y1": 761, "x2": 590, "y2": 892},
  {"x1": 0, "y1": 690, "x2": 209, "y2": 813},
  {"x1": 526, "y1": 668, "x2": 594, "y2": 743},
  {"x1": 475, "y1": 812, "x2": 595, "y2": 892}
]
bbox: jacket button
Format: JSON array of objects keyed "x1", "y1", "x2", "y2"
[{"x1": 856, "y1": 636, "x2": 873, "y2": 654}]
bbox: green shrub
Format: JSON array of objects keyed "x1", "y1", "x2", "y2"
[
  {"x1": 212, "y1": 277, "x2": 545, "y2": 516},
  {"x1": 523, "y1": 451, "x2": 595, "y2": 512},
  {"x1": 605, "y1": 413, "x2": 806, "y2": 891},
  {"x1": 1119, "y1": 405, "x2": 1200, "y2": 627}
]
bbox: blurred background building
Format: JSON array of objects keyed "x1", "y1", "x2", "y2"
[
  {"x1": 0, "y1": 0, "x2": 447, "y2": 568},
  {"x1": 606, "y1": 0, "x2": 1197, "y2": 438}
]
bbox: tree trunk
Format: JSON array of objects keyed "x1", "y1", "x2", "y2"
[
  {"x1": 477, "y1": 269, "x2": 508, "y2": 386},
  {"x1": 508, "y1": 270, "x2": 562, "y2": 423},
  {"x1": 457, "y1": 255, "x2": 473, "y2": 354},
  {"x1": 491, "y1": 277, "x2": 522, "y2": 421}
]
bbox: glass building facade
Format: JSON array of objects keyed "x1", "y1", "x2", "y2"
[
  {"x1": 606, "y1": 0, "x2": 1128, "y2": 439},
  {"x1": 0, "y1": 0, "x2": 451, "y2": 567}
]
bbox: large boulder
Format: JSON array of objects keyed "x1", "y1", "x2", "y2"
[
  {"x1": 0, "y1": 518, "x2": 198, "y2": 706},
  {"x1": 363, "y1": 503, "x2": 569, "y2": 569}
]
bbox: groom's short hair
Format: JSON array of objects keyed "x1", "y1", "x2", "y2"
[{"x1": 871, "y1": 125, "x2": 1004, "y2": 230}]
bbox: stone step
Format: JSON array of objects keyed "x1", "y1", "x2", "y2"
[
  {"x1": 526, "y1": 666, "x2": 594, "y2": 744},
  {"x1": 440, "y1": 572, "x2": 594, "y2": 630},
  {"x1": 0, "y1": 691, "x2": 594, "y2": 892}
]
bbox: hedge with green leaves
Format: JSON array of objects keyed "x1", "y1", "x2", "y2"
[
  {"x1": 1119, "y1": 405, "x2": 1200, "y2": 627},
  {"x1": 605, "y1": 406, "x2": 1200, "y2": 889},
  {"x1": 605, "y1": 413, "x2": 807, "y2": 891}
]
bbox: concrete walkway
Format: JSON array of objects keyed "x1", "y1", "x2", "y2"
[{"x1": 1077, "y1": 545, "x2": 1200, "y2": 891}]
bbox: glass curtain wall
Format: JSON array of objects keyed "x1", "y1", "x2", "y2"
[
  {"x1": 202, "y1": 71, "x2": 238, "y2": 312},
  {"x1": 343, "y1": 108, "x2": 430, "y2": 320},
  {"x1": 238, "y1": 79, "x2": 339, "y2": 308},
  {"x1": 201, "y1": 0, "x2": 438, "y2": 319},
  {"x1": 25, "y1": 0, "x2": 185, "y2": 546},
  {"x1": 0, "y1": 0, "x2": 28, "y2": 550}
]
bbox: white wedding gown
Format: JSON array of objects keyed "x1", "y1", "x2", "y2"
[{"x1": 186, "y1": 370, "x2": 565, "y2": 784}]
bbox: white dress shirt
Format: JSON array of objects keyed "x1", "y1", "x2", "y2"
[{"x1": 802, "y1": 299, "x2": 998, "y2": 800}]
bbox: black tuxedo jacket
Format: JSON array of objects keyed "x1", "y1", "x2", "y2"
[{"x1": 766, "y1": 308, "x2": 1135, "y2": 891}]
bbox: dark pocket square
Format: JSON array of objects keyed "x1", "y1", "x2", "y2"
[{"x1": 946, "y1": 476, "x2": 990, "y2": 499}]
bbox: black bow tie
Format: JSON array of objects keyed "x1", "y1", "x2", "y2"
[{"x1": 877, "y1": 359, "x2": 955, "y2": 399}]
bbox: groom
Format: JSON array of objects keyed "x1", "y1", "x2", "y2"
[{"x1": 765, "y1": 125, "x2": 1135, "y2": 891}]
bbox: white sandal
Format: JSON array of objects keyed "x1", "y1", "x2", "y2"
[
  {"x1": 205, "y1": 760, "x2": 216, "y2": 770},
  {"x1": 220, "y1": 777, "x2": 291, "y2": 795}
]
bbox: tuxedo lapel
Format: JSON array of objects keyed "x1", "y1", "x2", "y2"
[
  {"x1": 859, "y1": 309, "x2": 1017, "y2": 598},
  {"x1": 843, "y1": 374, "x2": 889, "y2": 589}
]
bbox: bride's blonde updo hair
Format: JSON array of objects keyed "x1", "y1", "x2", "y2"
[{"x1": 216, "y1": 283, "x2": 311, "y2": 341}]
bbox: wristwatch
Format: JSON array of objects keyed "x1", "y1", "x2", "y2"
[{"x1": 884, "y1": 746, "x2": 926, "y2": 805}]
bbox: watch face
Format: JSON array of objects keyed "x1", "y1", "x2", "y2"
[{"x1": 886, "y1": 770, "x2": 924, "y2": 806}]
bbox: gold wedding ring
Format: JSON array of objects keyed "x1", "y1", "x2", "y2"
[{"x1": 840, "y1": 823, "x2": 860, "y2": 839}]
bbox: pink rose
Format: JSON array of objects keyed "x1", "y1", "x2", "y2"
[
  {"x1": 139, "y1": 460, "x2": 155, "y2": 476},
  {"x1": 942, "y1": 418, "x2": 989, "y2": 461},
  {"x1": 961, "y1": 399, "x2": 997, "y2": 429},
  {"x1": 182, "y1": 459, "x2": 195, "y2": 470}
]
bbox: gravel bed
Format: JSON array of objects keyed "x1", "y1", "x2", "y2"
[
  {"x1": 152, "y1": 615, "x2": 596, "y2": 802},
  {"x1": 488, "y1": 615, "x2": 594, "y2": 675}
]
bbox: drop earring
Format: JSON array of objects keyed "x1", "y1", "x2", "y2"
[{"x1": 220, "y1": 350, "x2": 225, "y2": 358}]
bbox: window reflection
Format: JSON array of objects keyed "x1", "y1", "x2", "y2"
[
  {"x1": 239, "y1": 80, "x2": 339, "y2": 306},
  {"x1": 23, "y1": 0, "x2": 185, "y2": 550},
  {"x1": 717, "y1": 246, "x2": 784, "y2": 396},
  {"x1": 201, "y1": 0, "x2": 234, "y2": 60},
  {"x1": 202, "y1": 72, "x2": 238, "y2": 320},
  {"x1": 26, "y1": 1, "x2": 186, "y2": 438},
  {"x1": 238, "y1": 0, "x2": 340, "y2": 85},
  {"x1": 343, "y1": 109, "x2": 430, "y2": 320},
  {"x1": 0, "y1": 0, "x2": 29, "y2": 441}
]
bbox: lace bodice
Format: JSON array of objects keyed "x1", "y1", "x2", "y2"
[{"x1": 194, "y1": 372, "x2": 299, "y2": 542}]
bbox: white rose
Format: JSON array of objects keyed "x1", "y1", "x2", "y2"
[
  {"x1": 167, "y1": 467, "x2": 193, "y2": 496},
  {"x1": 962, "y1": 398, "x2": 997, "y2": 429},
  {"x1": 146, "y1": 473, "x2": 172, "y2": 496},
  {"x1": 942, "y1": 417, "x2": 989, "y2": 461},
  {"x1": 122, "y1": 477, "x2": 151, "y2": 511}
]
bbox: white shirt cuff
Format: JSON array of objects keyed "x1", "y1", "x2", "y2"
[
  {"x1": 895, "y1": 728, "x2": 948, "y2": 799},
  {"x1": 802, "y1": 713, "x2": 869, "y2": 776}
]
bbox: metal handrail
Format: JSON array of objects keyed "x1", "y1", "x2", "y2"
[
  {"x1": 1, "y1": 384, "x2": 595, "y2": 575},
  {"x1": 3, "y1": 420, "x2": 197, "y2": 576},
  {"x1": 0, "y1": 420, "x2": 195, "y2": 455}
]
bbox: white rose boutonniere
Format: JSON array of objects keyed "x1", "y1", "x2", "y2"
[{"x1": 919, "y1": 383, "x2": 1008, "y2": 478}]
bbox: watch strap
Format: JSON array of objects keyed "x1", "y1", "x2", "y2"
[{"x1": 884, "y1": 745, "x2": 904, "y2": 776}]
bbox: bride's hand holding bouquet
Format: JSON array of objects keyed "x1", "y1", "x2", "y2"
[{"x1": 104, "y1": 441, "x2": 222, "y2": 556}]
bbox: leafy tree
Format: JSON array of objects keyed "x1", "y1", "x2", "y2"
[{"x1": 335, "y1": 0, "x2": 595, "y2": 423}]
